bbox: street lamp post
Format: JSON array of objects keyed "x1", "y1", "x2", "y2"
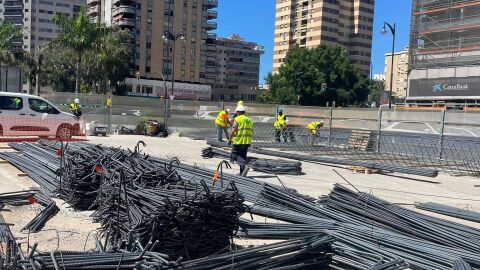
[
  {"x1": 148, "y1": 71, "x2": 169, "y2": 132},
  {"x1": 162, "y1": 30, "x2": 185, "y2": 97},
  {"x1": 381, "y1": 22, "x2": 396, "y2": 109}
]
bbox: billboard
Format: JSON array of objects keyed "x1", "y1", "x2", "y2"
[{"x1": 409, "y1": 76, "x2": 480, "y2": 100}]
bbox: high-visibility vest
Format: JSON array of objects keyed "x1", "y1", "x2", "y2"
[
  {"x1": 215, "y1": 111, "x2": 228, "y2": 127},
  {"x1": 70, "y1": 103, "x2": 79, "y2": 111},
  {"x1": 307, "y1": 121, "x2": 322, "y2": 134},
  {"x1": 106, "y1": 98, "x2": 112, "y2": 108},
  {"x1": 274, "y1": 114, "x2": 286, "y2": 129},
  {"x1": 233, "y1": 115, "x2": 254, "y2": 145}
]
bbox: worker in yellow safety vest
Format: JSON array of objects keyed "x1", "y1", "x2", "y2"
[
  {"x1": 69, "y1": 98, "x2": 82, "y2": 118},
  {"x1": 307, "y1": 121, "x2": 324, "y2": 145},
  {"x1": 307, "y1": 121, "x2": 324, "y2": 135},
  {"x1": 274, "y1": 108, "x2": 295, "y2": 143},
  {"x1": 215, "y1": 109, "x2": 230, "y2": 142},
  {"x1": 228, "y1": 106, "x2": 253, "y2": 175}
]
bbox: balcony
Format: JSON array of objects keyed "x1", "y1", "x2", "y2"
[
  {"x1": 207, "y1": 10, "x2": 218, "y2": 19},
  {"x1": 112, "y1": 5, "x2": 136, "y2": 16},
  {"x1": 89, "y1": 5, "x2": 100, "y2": 16},
  {"x1": 87, "y1": 0, "x2": 99, "y2": 5},
  {"x1": 116, "y1": 18, "x2": 135, "y2": 28},
  {"x1": 206, "y1": 22, "x2": 217, "y2": 31},
  {"x1": 205, "y1": 0, "x2": 218, "y2": 8}
]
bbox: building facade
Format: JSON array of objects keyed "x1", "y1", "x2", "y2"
[
  {"x1": 0, "y1": 0, "x2": 85, "y2": 52},
  {"x1": 408, "y1": 0, "x2": 480, "y2": 102},
  {"x1": 273, "y1": 0, "x2": 375, "y2": 74},
  {"x1": 0, "y1": 0, "x2": 84, "y2": 93},
  {"x1": 384, "y1": 47, "x2": 409, "y2": 99},
  {"x1": 88, "y1": 0, "x2": 218, "y2": 98},
  {"x1": 209, "y1": 34, "x2": 264, "y2": 101}
]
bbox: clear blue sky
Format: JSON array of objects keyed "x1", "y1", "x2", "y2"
[{"x1": 216, "y1": 0, "x2": 412, "y2": 82}]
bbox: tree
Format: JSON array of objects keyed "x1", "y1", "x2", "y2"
[
  {"x1": 0, "y1": 22, "x2": 22, "y2": 65},
  {"x1": 41, "y1": 44, "x2": 77, "y2": 92},
  {"x1": 83, "y1": 28, "x2": 131, "y2": 93},
  {"x1": 259, "y1": 44, "x2": 370, "y2": 107},
  {"x1": 52, "y1": 7, "x2": 107, "y2": 93}
]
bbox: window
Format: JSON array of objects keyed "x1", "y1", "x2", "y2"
[
  {"x1": 0, "y1": 96, "x2": 23, "y2": 111},
  {"x1": 28, "y1": 98, "x2": 59, "y2": 114}
]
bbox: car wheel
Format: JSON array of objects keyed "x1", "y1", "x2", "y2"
[{"x1": 57, "y1": 125, "x2": 73, "y2": 140}]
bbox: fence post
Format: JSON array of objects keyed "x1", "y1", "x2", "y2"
[
  {"x1": 376, "y1": 108, "x2": 383, "y2": 153},
  {"x1": 221, "y1": 100, "x2": 225, "y2": 111},
  {"x1": 328, "y1": 107, "x2": 333, "y2": 146},
  {"x1": 108, "y1": 106, "x2": 112, "y2": 134},
  {"x1": 438, "y1": 109, "x2": 446, "y2": 159}
]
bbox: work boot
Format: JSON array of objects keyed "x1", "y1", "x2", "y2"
[{"x1": 239, "y1": 165, "x2": 245, "y2": 175}]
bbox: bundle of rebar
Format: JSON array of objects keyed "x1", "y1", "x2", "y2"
[
  {"x1": 22, "y1": 200, "x2": 59, "y2": 233},
  {"x1": 167, "y1": 235, "x2": 334, "y2": 269},
  {"x1": 246, "y1": 184, "x2": 480, "y2": 269},
  {"x1": 415, "y1": 202, "x2": 480, "y2": 223},
  {"x1": 93, "y1": 175, "x2": 246, "y2": 260},
  {"x1": 202, "y1": 146, "x2": 303, "y2": 175}
]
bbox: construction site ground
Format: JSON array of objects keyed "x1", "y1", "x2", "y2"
[{"x1": 1, "y1": 134, "x2": 479, "y2": 252}]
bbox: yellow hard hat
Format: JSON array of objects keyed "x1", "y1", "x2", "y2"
[{"x1": 237, "y1": 100, "x2": 244, "y2": 107}]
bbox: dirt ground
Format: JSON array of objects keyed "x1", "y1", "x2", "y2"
[{"x1": 0, "y1": 133, "x2": 479, "y2": 253}]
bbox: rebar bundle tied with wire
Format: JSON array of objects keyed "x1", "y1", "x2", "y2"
[
  {"x1": 246, "y1": 183, "x2": 480, "y2": 269},
  {"x1": 202, "y1": 146, "x2": 303, "y2": 175}
]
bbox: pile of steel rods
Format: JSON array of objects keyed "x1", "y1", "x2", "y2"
[
  {"x1": 0, "y1": 190, "x2": 59, "y2": 234},
  {"x1": 22, "y1": 190, "x2": 59, "y2": 233},
  {"x1": 243, "y1": 183, "x2": 480, "y2": 269},
  {"x1": 166, "y1": 235, "x2": 334, "y2": 270},
  {"x1": 202, "y1": 146, "x2": 303, "y2": 175},
  {"x1": 416, "y1": 202, "x2": 480, "y2": 223}
]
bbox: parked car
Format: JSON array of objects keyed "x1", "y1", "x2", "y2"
[{"x1": 0, "y1": 93, "x2": 82, "y2": 140}]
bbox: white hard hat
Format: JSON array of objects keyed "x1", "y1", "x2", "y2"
[
  {"x1": 236, "y1": 106, "x2": 246, "y2": 112},
  {"x1": 74, "y1": 98, "x2": 80, "y2": 104},
  {"x1": 226, "y1": 109, "x2": 230, "y2": 113}
]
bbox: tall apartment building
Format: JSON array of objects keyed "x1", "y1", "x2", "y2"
[
  {"x1": 0, "y1": 0, "x2": 85, "y2": 52},
  {"x1": 384, "y1": 47, "x2": 409, "y2": 99},
  {"x1": 209, "y1": 34, "x2": 264, "y2": 101},
  {"x1": 88, "y1": 0, "x2": 218, "y2": 99},
  {"x1": 408, "y1": 0, "x2": 480, "y2": 102},
  {"x1": 273, "y1": 0, "x2": 375, "y2": 74},
  {"x1": 0, "y1": 0, "x2": 84, "y2": 93}
]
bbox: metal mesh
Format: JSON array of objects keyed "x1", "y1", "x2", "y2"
[{"x1": 251, "y1": 125, "x2": 480, "y2": 176}]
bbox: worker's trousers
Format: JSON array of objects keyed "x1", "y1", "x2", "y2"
[
  {"x1": 231, "y1": 144, "x2": 250, "y2": 174},
  {"x1": 216, "y1": 124, "x2": 229, "y2": 142}
]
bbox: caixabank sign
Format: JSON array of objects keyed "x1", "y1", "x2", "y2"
[{"x1": 409, "y1": 76, "x2": 480, "y2": 100}]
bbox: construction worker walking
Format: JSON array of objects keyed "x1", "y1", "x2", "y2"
[
  {"x1": 215, "y1": 109, "x2": 230, "y2": 142},
  {"x1": 306, "y1": 121, "x2": 324, "y2": 145},
  {"x1": 69, "y1": 98, "x2": 82, "y2": 118},
  {"x1": 229, "y1": 106, "x2": 253, "y2": 175}
]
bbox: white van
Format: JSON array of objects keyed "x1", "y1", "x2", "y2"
[{"x1": 0, "y1": 93, "x2": 82, "y2": 140}]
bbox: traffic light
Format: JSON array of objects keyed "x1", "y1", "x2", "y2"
[{"x1": 135, "y1": 71, "x2": 140, "y2": 80}]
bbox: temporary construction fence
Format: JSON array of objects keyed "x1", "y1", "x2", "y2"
[{"x1": 0, "y1": 115, "x2": 86, "y2": 142}]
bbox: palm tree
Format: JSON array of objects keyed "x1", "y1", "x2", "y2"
[
  {"x1": 52, "y1": 7, "x2": 107, "y2": 93},
  {"x1": 84, "y1": 28, "x2": 131, "y2": 94}
]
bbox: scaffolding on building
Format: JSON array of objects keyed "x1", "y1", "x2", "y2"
[{"x1": 409, "y1": 0, "x2": 480, "y2": 70}]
